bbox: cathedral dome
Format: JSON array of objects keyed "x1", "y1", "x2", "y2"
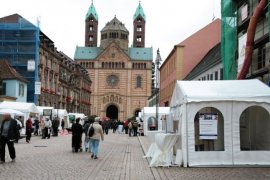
[
  {"x1": 101, "y1": 16, "x2": 129, "y2": 33},
  {"x1": 100, "y1": 16, "x2": 129, "y2": 50}
]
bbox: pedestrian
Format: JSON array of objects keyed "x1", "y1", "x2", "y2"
[
  {"x1": 128, "y1": 121, "x2": 133, "y2": 136},
  {"x1": 0, "y1": 113, "x2": 20, "y2": 163},
  {"x1": 123, "y1": 120, "x2": 129, "y2": 134},
  {"x1": 33, "y1": 117, "x2": 39, "y2": 136},
  {"x1": 89, "y1": 117, "x2": 104, "y2": 159},
  {"x1": 25, "y1": 117, "x2": 32, "y2": 143},
  {"x1": 72, "y1": 118, "x2": 83, "y2": 152},
  {"x1": 52, "y1": 117, "x2": 60, "y2": 136},
  {"x1": 14, "y1": 116, "x2": 22, "y2": 143},
  {"x1": 83, "y1": 119, "x2": 91, "y2": 152},
  {"x1": 61, "y1": 119, "x2": 65, "y2": 132},
  {"x1": 133, "y1": 121, "x2": 138, "y2": 136},
  {"x1": 44, "y1": 118, "x2": 52, "y2": 139}
]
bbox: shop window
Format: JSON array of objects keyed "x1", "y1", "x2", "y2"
[
  {"x1": 194, "y1": 107, "x2": 224, "y2": 151},
  {"x1": 240, "y1": 106, "x2": 270, "y2": 150}
]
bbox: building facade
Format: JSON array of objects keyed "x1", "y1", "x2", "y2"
[
  {"x1": 0, "y1": 60, "x2": 28, "y2": 102},
  {"x1": 221, "y1": 0, "x2": 270, "y2": 84},
  {"x1": 184, "y1": 43, "x2": 223, "y2": 81},
  {"x1": 75, "y1": 2, "x2": 152, "y2": 120},
  {"x1": 0, "y1": 14, "x2": 92, "y2": 115},
  {"x1": 159, "y1": 19, "x2": 221, "y2": 107}
]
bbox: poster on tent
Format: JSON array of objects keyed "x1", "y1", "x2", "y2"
[{"x1": 199, "y1": 113, "x2": 218, "y2": 140}]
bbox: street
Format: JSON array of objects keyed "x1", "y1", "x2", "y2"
[{"x1": 0, "y1": 131, "x2": 270, "y2": 180}]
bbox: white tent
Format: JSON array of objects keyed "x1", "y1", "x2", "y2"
[
  {"x1": 37, "y1": 106, "x2": 56, "y2": 117},
  {"x1": 142, "y1": 107, "x2": 170, "y2": 136},
  {"x1": 170, "y1": 80, "x2": 270, "y2": 167},
  {"x1": 55, "y1": 109, "x2": 69, "y2": 128}
]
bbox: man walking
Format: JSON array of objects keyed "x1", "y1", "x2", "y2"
[{"x1": 0, "y1": 113, "x2": 20, "y2": 163}]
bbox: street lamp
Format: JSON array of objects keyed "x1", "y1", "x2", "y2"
[{"x1": 155, "y1": 49, "x2": 162, "y2": 130}]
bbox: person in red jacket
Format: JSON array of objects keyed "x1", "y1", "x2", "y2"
[{"x1": 25, "y1": 117, "x2": 33, "y2": 143}]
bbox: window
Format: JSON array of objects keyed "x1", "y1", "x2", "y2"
[
  {"x1": 220, "y1": 68, "x2": 223, "y2": 80},
  {"x1": 89, "y1": 25, "x2": 93, "y2": 31},
  {"x1": 240, "y1": 106, "x2": 270, "y2": 150},
  {"x1": 19, "y1": 83, "x2": 24, "y2": 96},
  {"x1": 215, "y1": 71, "x2": 218, "y2": 80},
  {"x1": 257, "y1": 46, "x2": 266, "y2": 69},
  {"x1": 136, "y1": 76, "x2": 142, "y2": 88},
  {"x1": 89, "y1": 35, "x2": 93, "y2": 42},
  {"x1": 137, "y1": 36, "x2": 142, "y2": 42},
  {"x1": 1, "y1": 82, "x2": 6, "y2": 95},
  {"x1": 137, "y1": 25, "x2": 142, "y2": 32},
  {"x1": 194, "y1": 107, "x2": 224, "y2": 151}
]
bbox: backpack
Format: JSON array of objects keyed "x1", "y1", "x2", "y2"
[{"x1": 88, "y1": 124, "x2": 95, "y2": 137}]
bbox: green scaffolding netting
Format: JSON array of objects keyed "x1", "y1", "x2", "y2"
[{"x1": 221, "y1": 0, "x2": 237, "y2": 80}]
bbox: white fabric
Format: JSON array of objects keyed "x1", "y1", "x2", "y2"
[
  {"x1": 0, "y1": 101, "x2": 39, "y2": 114},
  {"x1": 144, "y1": 143, "x2": 158, "y2": 158},
  {"x1": 169, "y1": 80, "x2": 270, "y2": 167},
  {"x1": 149, "y1": 133, "x2": 179, "y2": 167},
  {"x1": 37, "y1": 106, "x2": 56, "y2": 116},
  {"x1": 0, "y1": 108, "x2": 24, "y2": 116}
]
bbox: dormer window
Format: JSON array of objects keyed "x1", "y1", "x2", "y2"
[{"x1": 89, "y1": 25, "x2": 93, "y2": 31}]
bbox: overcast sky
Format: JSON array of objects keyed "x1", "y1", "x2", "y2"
[{"x1": 0, "y1": 0, "x2": 221, "y2": 62}]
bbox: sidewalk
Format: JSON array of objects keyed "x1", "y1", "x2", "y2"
[{"x1": 138, "y1": 135, "x2": 270, "y2": 180}]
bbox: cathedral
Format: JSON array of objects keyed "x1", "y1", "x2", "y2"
[{"x1": 74, "y1": 2, "x2": 153, "y2": 121}]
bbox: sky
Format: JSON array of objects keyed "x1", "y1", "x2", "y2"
[{"x1": 0, "y1": 0, "x2": 221, "y2": 63}]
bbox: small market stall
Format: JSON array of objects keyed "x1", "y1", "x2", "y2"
[{"x1": 169, "y1": 80, "x2": 270, "y2": 167}]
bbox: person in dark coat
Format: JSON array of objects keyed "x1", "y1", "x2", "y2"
[
  {"x1": 0, "y1": 113, "x2": 20, "y2": 163},
  {"x1": 71, "y1": 118, "x2": 83, "y2": 152},
  {"x1": 25, "y1": 117, "x2": 32, "y2": 143},
  {"x1": 52, "y1": 117, "x2": 60, "y2": 136}
]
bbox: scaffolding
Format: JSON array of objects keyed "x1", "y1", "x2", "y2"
[
  {"x1": 221, "y1": 0, "x2": 237, "y2": 80},
  {"x1": 0, "y1": 17, "x2": 39, "y2": 103}
]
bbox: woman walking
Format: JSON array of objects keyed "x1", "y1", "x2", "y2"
[
  {"x1": 25, "y1": 117, "x2": 32, "y2": 143},
  {"x1": 89, "y1": 117, "x2": 104, "y2": 159}
]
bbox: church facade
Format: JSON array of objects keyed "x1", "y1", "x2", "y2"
[{"x1": 74, "y1": 2, "x2": 153, "y2": 121}]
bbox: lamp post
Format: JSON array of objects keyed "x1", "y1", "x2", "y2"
[{"x1": 155, "y1": 49, "x2": 162, "y2": 130}]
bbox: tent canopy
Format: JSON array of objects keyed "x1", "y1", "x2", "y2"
[
  {"x1": 142, "y1": 107, "x2": 170, "y2": 114},
  {"x1": 171, "y1": 79, "x2": 270, "y2": 107},
  {"x1": 0, "y1": 101, "x2": 39, "y2": 114}
]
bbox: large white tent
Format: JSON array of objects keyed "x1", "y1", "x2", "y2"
[{"x1": 169, "y1": 80, "x2": 270, "y2": 167}]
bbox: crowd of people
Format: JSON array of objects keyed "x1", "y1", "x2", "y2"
[{"x1": 0, "y1": 113, "x2": 143, "y2": 164}]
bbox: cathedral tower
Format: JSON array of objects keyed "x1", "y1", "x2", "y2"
[
  {"x1": 133, "y1": 2, "x2": 146, "y2": 48},
  {"x1": 85, "y1": 1, "x2": 98, "y2": 47}
]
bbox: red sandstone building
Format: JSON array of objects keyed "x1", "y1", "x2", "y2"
[{"x1": 159, "y1": 19, "x2": 221, "y2": 107}]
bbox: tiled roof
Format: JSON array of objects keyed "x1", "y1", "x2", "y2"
[
  {"x1": 85, "y1": 2, "x2": 98, "y2": 21},
  {"x1": 74, "y1": 46, "x2": 103, "y2": 60},
  {"x1": 74, "y1": 46, "x2": 152, "y2": 61},
  {"x1": 0, "y1": 60, "x2": 28, "y2": 83},
  {"x1": 101, "y1": 16, "x2": 129, "y2": 32},
  {"x1": 134, "y1": 2, "x2": 146, "y2": 21}
]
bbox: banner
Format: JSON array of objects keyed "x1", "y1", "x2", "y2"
[{"x1": 199, "y1": 113, "x2": 218, "y2": 140}]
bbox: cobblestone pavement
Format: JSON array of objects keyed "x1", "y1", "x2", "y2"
[
  {"x1": 139, "y1": 135, "x2": 270, "y2": 180},
  {"x1": 0, "y1": 131, "x2": 270, "y2": 180}
]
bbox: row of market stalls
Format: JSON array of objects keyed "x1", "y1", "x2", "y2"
[
  {"x1": 0, "y1": 101, "x2": 86, "y2": 129},
  {"x1": 142, "y1": 79, "x2": 270, "y2": 167}
]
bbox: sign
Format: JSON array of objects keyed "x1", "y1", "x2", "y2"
[
  {"x1": 199, "y1": 113, "x2": 218, "y2": 140},
  {"x1": 43, "y1": 109, "x2": 52, "y2": 116},
  {"x1": 238, "y1": 33, "x2": 247, "y2": 73},
  {"x1": 34, "y1": 81, "x2": 41, "y2": 95},
  {"x1": 27, "y1": 60, "x2": 35, "y2": 71}
]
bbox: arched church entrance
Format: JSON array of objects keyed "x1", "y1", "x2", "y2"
[{"x1": 106, "y1": 104, "x2": 118, "y2": 120}]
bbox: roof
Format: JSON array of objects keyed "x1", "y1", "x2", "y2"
[
  {"x1": 175, "y1": 19, "x2": 221, "y2": 78},
  {"x1": 128, "y1": 47, "x2": 153, "y2": 61},
  {"x1": 74, "y1": 46, "x2": 153, "y2": 61},
  {"x1": 0, "y1": 101, "x2": 39, "y2": 113},
  {"x1": 85, "y1": 2, "x2": 98, "y2": 21},
  {"x1": 74, "y1": 46, "x2": 103, "y2": 60},
  {"x1": 0, "y1": 13, "x2": 36, "y2": 29},
  {"x1": 171, "y1": 80, "x2": 270, "y2": 106},
  {"x1": 134, "y1": 2, "x2": 146, "y2": 21},
  {"x1": 142, "y1": 107, "x2": 170, "y2": 114},
  {"x1": 0, "y1": 60, "x2": 28, "y2": 83},
  {"x1": 101, "y1": 16, "x2": 129, "y2": 32},
  {"x1": 184, "y1": 43, "x2": 221, "y2": 80}
]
